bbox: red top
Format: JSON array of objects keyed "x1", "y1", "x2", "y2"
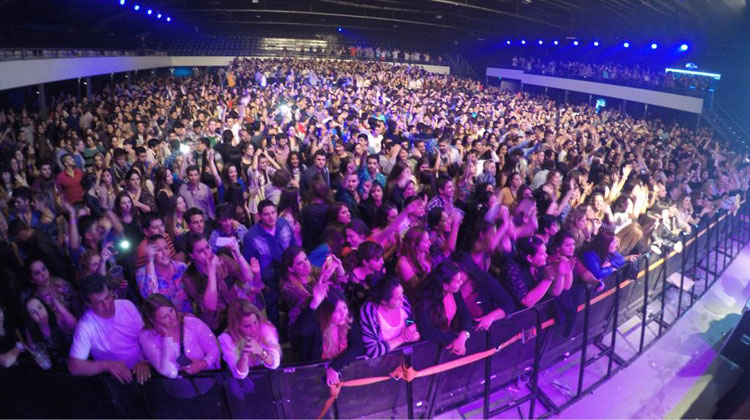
[{"x1": 56, "y1": 168, "x2": 84, "y2": 204}]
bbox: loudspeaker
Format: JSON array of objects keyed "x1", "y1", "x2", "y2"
[{"x1": 720, "y1": 301, "x2": 750, "y2": 370}]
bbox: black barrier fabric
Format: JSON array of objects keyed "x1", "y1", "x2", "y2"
[{"x1": 2, "y1": 205, "x2": 748, "y2": 419}]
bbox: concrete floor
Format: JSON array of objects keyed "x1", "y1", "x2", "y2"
[
  {"x1": 435, "y1": 243, "x2": 750, "y2": 419},
  {"x1": 556, "y1": 244, "x2": 750, "y2": 419}
]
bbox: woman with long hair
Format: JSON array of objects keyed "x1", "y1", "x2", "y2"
[
  {"x1": 563, "y1": 205, "x2": 591, "y2": 251},
  {"x1": 154, "y1": 166, "x2": 175, "y2": 218},
  {"x1": 124, "y1": 168, "x2": 156, "y2": 215},
  {"x1": 414, "y1": 260, "x2": 472, "y2": 355},
  {"x1": 138, "y1": 294, "x2": 219, "y2": 378},
  {"x1": 164, "y1": 195, "x2": 188, "y2": 240},
  {"x1": 360, "y1": 181, "x2": 385, "y2": 227},
  {"x1": 384, "y1": 161, "x2": 412, "y2": 210},
  {"x1": 280, "y1": 246, "x2": 345, "y2": 328},
  {"x1": 342, "y1": 241, "x2": 385, "y2": 312},
  {"x1": 291, "y1": 290, "x2": 363, "y2": 385},
  {"x1": 95, "y1": 168, "x2": 120, "y2": 212},
  {"x1": 23, "y1": 295, "x2": 76, "y2": 368},
  {"x1": 499, "y1": 236, "x2": 556, "y2": 308},
  {"x1": 581, "y1": 230, "x2": 636, "y2": 280},
  {"x1": 114, "y1": 191, "x2": 142, "y2": 242},
  {"x1": 286, "y1": 151, "x2": 306, "y2": 189},
  {"x1": 396, "y1": 227, "x2": 433, "y2": 297},
  {"x1": 426, "y1": 207, "x2": 462, "y2": 264},
  {"x1": 277, "y1": 187, "x2": 302, "y2": 246},
  {"x1": 218, "y1": 299, "x2": 281, "y2": 377},
  {"x1": 499, "y1": 171, "x2": 523, "y2": 211}
]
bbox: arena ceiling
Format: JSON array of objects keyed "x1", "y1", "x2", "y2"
[{"x1": 0, "y1": 0, "x2": 748, "y2": 47}]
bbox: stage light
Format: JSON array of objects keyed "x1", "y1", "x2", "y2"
[
  {"x1": 651, "y1": 43, "x2": 658, "y2": 49},
  {"x1": 506, "y1": 40, "x2": 511, "y2": 45},
  {"x1": 521, "y1": 39, "x2": 526, "y2": 44},
  {"x1": 680, "y1": 43, "x2": 689, "y2": 51},
  {"x1": 166, "y1": 16, "x2": 171, "y2": 21},
  {"x1": 119, "y1": 0, "x2": 125, "y2": 5},
  {"x1": 623, "y1": 42, "x2": 630, "y2": 48},
  {"x1": 338, "y1": 27, "x2": 342, "y2": 32},
  {"x1": 573, "y1": 40, "x2": 579, "y2": 46},
  {"x1": 147, "y1": 9, "x2": 152, "y2": 15},
  {"x1": 593, "y1": 41, "x2": 599, "y2": 47},
  {"x1": 157, "y1": 12, "x2": 162, "y2": 18},
  {"x1": 134, "y1": 4, "x2": 140, "y2": 10},
  {"x1": 538, "y1": 40, "x2": 543, "y2": 45},
  {"x1": 553, "y1": 40, "x2": 559, "y2": 45}
]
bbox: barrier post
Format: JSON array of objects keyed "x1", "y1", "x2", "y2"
[
  {"x1": 404, "y1": 350, "x2": 415, "y2": 420},
  {"x1": 677, "y1": 232, "x2": 687, "y2": 317},
  {"x1": 607, "y1": 270, "x2": 622, "y2": 377},
  {"x1": 639, "y1": 259, "x2": 650, "y2": 354},
  {"x1": 704, "y1": 217, "x2": 712, "y2": 295},
  {"x1": 659, "y1": 245, "x2": 668, "y2": 336},
  {"x1": 483, "y1": 331, "x2": 491, "y2": 420},
  {"x1": 577, "y1": 287, "x2": 591, "y2": 397},
  {"x1": 691, "y1": 225, "x2": 698, "y2": 307},
  {"x1": 528, "y1": 310, "x2": 543, "y2": 419}
]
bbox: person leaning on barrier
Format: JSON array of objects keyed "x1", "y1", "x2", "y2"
[
  {"x1": 414, "y1": 260, "x2": 472, "y2": 356},
  {"x1": 67, "y1": 274, "x2": 152, "y2": 384},
  {"x1": 292, "y1": 288, "x2": 364, "y2": 386},
  {"x1": 139, "y1": 293, "x2": 220, "y2": 378},
  {"x1": 359, "y1": 275, "x2": 420, "y2": 359},
  {"x1": 581, "y1": 230, "x2": 637, "y2": 282},
  {"x1": 499, "y1": 236, "x2": 559, "y2": 308},
  {"x1": 23, "y1": 295, "x2": 76, "y2": 369},
  {"x1": 218, "y1": 299, "x2": 281, "y2": 378}
]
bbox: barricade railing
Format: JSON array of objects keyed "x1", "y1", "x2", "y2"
[{"x1": 2, "y1": 199, "x2": 748, "y2": 419}]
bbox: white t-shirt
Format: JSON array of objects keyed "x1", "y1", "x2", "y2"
[{"x1": 69, "y1": 299, "x2": 144, "y2": 368}]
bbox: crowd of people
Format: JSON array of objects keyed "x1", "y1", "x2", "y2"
[
  {"x1": 284, "y1": 43, "x2": 439, "y2": 64},
  {"x1": 511, "y1": 56, "x2": 716, "y2": 93},
  {"x1": 0, "y1": 56, "x2": 746, "y2": 390}
]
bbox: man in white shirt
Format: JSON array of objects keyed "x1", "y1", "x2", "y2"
[{"x1": 68, "y1": 274, "x2": 151, "y2": 384}]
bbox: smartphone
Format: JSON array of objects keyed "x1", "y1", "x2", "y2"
[
  {"x1": 405, "y1": 318, "x2": 415, "y2": 327},
  {"x1": 117, "y1": 239, "x2": 131, "y2": 251},
  {"x1": 216, "y1": 237, "x2": 233, "y2": 248}
]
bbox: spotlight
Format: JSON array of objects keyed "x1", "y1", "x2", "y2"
[
  {"x1": 679, "y1": 43, "x2": 689, "y2": 51},
  {"x1": 623, "y1": 42, "x2": 630, "y2": 48},
  {"x1": 538, "y1": 40, "x2": 543, "y2": 45},
  {"x1": 166, "y1": 16, "x2": 171, "y2": 22},
  {"x1": 134, "y1": 4, "x2": 139, "y2": 10},
  {"x1": 651, "y1": 43, "x2": 658, "y2": 49},
  {"x1": 573, "y1": 40, "x2": 579, "y2": 46},
  {"x1": 593, "y1": 41, "x2": 599, "y2": 47},
  {"x1": 521, "y1": 39, "x2": 526, "y2": 44},
  {"x1": 337, "y1": 27, "x2": 342, "y2": 32},
  {"x1": 506, "y1": 40, "x2": 511, "y2": 45},
  {"x1": 157, "y1": 12, "x2": 161, "y2": 18},
  {"x1": 147, "y1": 9, "x2": 152, "y2": 15},
  {"x1": 119, "y1": 0, "x2": 125, "y2": 5},
  {"x1": 553, "y1": 40, "x2": 559, "y2": 45}
]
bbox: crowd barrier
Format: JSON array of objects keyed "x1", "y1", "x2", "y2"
[{"x1": 2, "y1": 199, "x2": 748, "y2": 419}]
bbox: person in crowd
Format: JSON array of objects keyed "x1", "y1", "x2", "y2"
[
  {"x1": 134, "y1": 212, "x2": 179, "y2": 269},
  {"x1": 499, "y1": 237, "x2": 558, "y2": 308},
  {"x1": 135, "y1": 234, "x2": 191, "y2": 313},
  {"x1": 208, "y1": 203, "x2": 249, "y2": 252},
  {"x1": 291, "y1": 287, "x2": 363, "y2": 385},
  {"x1": 23, "y1": 295, "x2": 77, "y2": 368},
  {"x1": 182, "y1": 233, "x2": 262, "y2": 331},
  {"x1": 179, "y1": 165, "x2": 216, "y2": 220},
  {"x1": 396, "y1": 227, "x2": 433, "y2": 296},
  {"x1": 581, "y1": 230, "x2": 637, "y2": 281},
  {"x1": 26, "y1": 259, "x2": 79, "y2": 315},
  {"x1": 68, "y1": 274, "x2": 152, "y2": 384},
  {"x1": 218, "y1": 299, "x2": 281, "y2": 377},
  {"x1": 359, "y1": 275, "x2": 420, "y2": 359},
  {"x1": 414, "y1": 260, "x2": 473, "y2": 355},
  {"x1": 138, "y1": 293, "x2": 220, "y2": 378}
]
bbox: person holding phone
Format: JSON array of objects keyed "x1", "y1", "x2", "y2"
[
  {"x1": 218, "y1": 299, "x2": 281, "y2": 377},
  {"x1": 138, "y1": 294, "x2": 219, "y2": 378},
  {"x1": 359, "y1": 275, "x2": 420, "y2": 359}
]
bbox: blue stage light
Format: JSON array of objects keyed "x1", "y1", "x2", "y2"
[
  {"x1": 521, "y1": 40, "x2": 526, "y2": 45},
  {"x1": 680, "y1": 43, "x2": 689, "y2": 51},
  {"x1": 593, "y1": 41, "x2": 599, "y2": 47},
  {"x1": 157, "y1": 12, "x2": 161, "y2": 18},
  {"x1": 538, "y1": 40, "x2": 543, "y2": 45},
  {"x1": 651, "y1": 43, "x2": 658, "y2": 49},
  {"x1": 338, "y1": 27, "x2": 342, "y2": 32},
  {"x1": 623, "y1": 42, "x2": 630, "y2": 48},
  {"x1": 147, "y1": 9, "x2": 152, "y2": 15},
  {"x1": 134, "y1": 4, "x2": 139, "y2": 10},
  {"x1": 506, "y1": 40, "x2": 511, "y2": 45},
  {"x1": 119, "y1": 0, "x2": 125, "y2": 5},
  {"x1": 166, "y1": 16, "x2": 171, "y2": 22},
  {"x1": 573, "y1": 40, "x2": 579, "y2": 46},
  {"x1": 553, "y1": 40, "x2": 559, "y2": 45}
]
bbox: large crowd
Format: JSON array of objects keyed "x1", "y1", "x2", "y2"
[
  {"x1": 511, "y1": 56, "x2": 715, "y2": 92},
  {"x1": 0, "y1": 56, "x2": 746, "y2": 389}
]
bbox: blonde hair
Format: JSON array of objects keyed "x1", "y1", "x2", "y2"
[
  {"x1": 226, "y1": 299, "x2": 273, "y2": 354},
  {"x1": 317, "y1": 297, "x2": 352, "y2": 360}
]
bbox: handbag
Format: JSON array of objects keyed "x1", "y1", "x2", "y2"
[{"x1": 176, "y1": 319, "x2": 192, "y2": 367}]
